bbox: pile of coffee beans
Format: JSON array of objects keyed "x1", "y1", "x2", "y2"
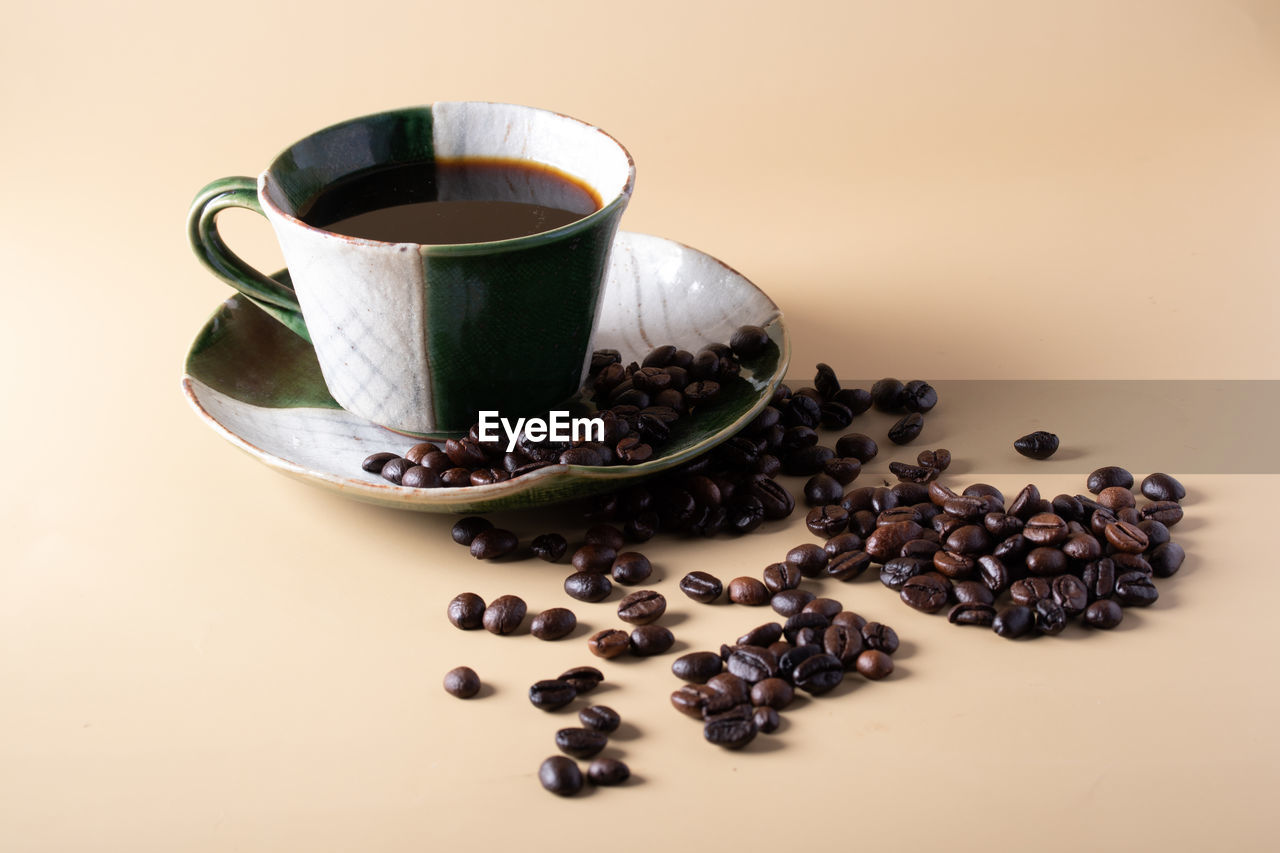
[
  {"x1": 538, "y1": 704, "x2": 630, "y2": 795},
  {"x1": 670, "y1": 597, "x2": 901, "y2": 749},
  {"x1": 360, "y1": 326, "x2": 778, "y2": 488},
  {"x1": 799, "y1": 466, "x2": 1187, "y2": 638}
]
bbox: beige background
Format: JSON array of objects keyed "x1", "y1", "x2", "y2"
[{"x1": 2, "y1": 1, "x2": 1279, "y2": 850}]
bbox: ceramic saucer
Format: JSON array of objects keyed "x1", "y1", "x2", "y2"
[{"x1": 182, "y1": 231, "x2": 789, "y2": 513}]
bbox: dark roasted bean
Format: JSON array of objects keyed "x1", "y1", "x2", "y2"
[
  {"x1": 978, "y1": 554, "x2": 1011, "y2": 594},
  {"x1": 1034, "y1": 599, "x2": 1067, "y2": 635},
  {"x1": 750, "y1": 476, "x2": 796, "y2": 520},
  {"x1": 1084, "y1": 558, "x2": 1117, "y2": 601},
  {"x1": 530, "y1": 533, "x2": 568, "y2": 562},
  {"x1": 806, "y1": 505, "x2": 849, "y2": 538},
  {"x1": 482, "y1": 595, "x2": 526, "y2": 635},
  {"x1": 559, "y1": 666, "x2": 604, "y2": 694},
  {"x1": 889, "y1": 461, "x2": 938, "y2": 483},
  {"x1": 1114, "y1": 571, "x2": 1159, "y2": 607},
  {"x1": 704, "y1": 716, "x2": 757, "y2": 749},
  {"x1": 917, "y1": 448, "x2": 952, "y2": 471},
  {"x1": 865, "y1": 520, "x2": 925, "y2": 561},
  {"x1": 727, "y1": 645, "x2": 780, "y2": 682},
  {"x1": 451, "y1": 516, "x2": 493, "y2": 546},
  {"x1": 730, "y1": 324, "x2": 771, "y2": 358},
  {"x1": 803, "y1": 597, "x2": 843, "y2": 619},
  {"x1": 880, "y1": 556, "x2": 931, "y2": 591},
  {"x1": 901, "y1": 380, "x2": 938, "y2": 414},
  {"x1": 888, "y1": 413, "x2": 925, "y2": 445},
  {"x1": 672, "y1": 652, "x2": 725, "y2": 684},
  {"x1": 752, "y1": 705, "x2": 781, "y2": 734},
  {"x1": 564, "y1": 571, "x2": 612, "y2": 603},
  {"x1": 793, "y1": 652, "x2": 845, "y2": 694},
  {"x1": 556, "y1": 727, "x2": 608, "y2": 759},
  {"x1": 751, "y1": 677, "x2": 795, "y2": 710},
  {"x1": 948, "y1": 602, "x2": 996, "y2": 626},
  {"x1": 952, "y1": 580, "x2": 994, "y2": 605},
  {"x1": 823, "y1": 624, "x2": 865, "y2": 666},
  {"x1": 861, "y1": 621, "x2": 899, "y2": 654},
  {"x1": 992, "y1": 605, "x2": 1036, "y2": 639},
  {"x1": 1142, "y1": 500, "x2": 1184, "y2": 526},
  {"x1": 832, "y1": 611, "x2": 867, "y2": 632},
  {"x1": 443, "y1": 666, "x2": 481, "y2": 698},
  {"x1": 539, "y1": 755, "x2": 583, "y2": 795},
  {"x1": 630, "y1": 624, "x2": 675, "y2": 656},
  {"x1": 379, "y1": 456, "x2": 414, "y2": 484},
  {"x1": 1013, "y1": 431, "x2": 1059, "y2": 460},
  {"x1": 670, "y1": 683, "x2": 717, "y2": 717},
  {"x1": 679, "y1": 571, "x2": 723, "y2": 603},
  {"x1": 362, "y1": 451, "x2": 399, "y2": 473},
  {"x1": 770, "y1": 589, "x2": 815, "y2": 617},
  {"x1": 855, "y1": 649, "x2": 894, "y2": 679},
  {"x1": 1025, "y1": 546, "x2": 1067, "y2": 577},
  {"x1": 529, "y1": 679, "x2": 577, "y2": 710},
  {"x1": 470, "y1": 528, "x2": 519, "y2": 560},
  {"x1": 827, "y1": 549, "x2": 873, "y2": 581},
  {"x1": 611, "y1": 552, "x2": 653, "y2": 585},
  {"x1": 587, "y1": 628, "x2": 631, "y2": 659},
  {"x1": 617, "y1": 589, "x2": 666, "y2": 624},
  {"x1": 587, "y1": 757, "x2": 630, "y2": 786},
  {"x1": 871, "y1": 378, "x2": 906, "y2": 412},
  {"x1": 900, "y1": 572, "x2": 952, "y2": 613},
  {"x1": 728, "y1": 576, "x2": 771, "y2": 605},
  {"x1": 531, "y1": 607, "x2": 577, "y2": 641},
  {"x1": 1141, "y1": 472, "x2": 1186, "y2": 502},
  {"x1": 1087, "y1": 466, "x2": 1134, "y2": 493},
  {"x1": 836, "y1": 433, "x2": 878, "y2": 462},
  {"x1": 824, "y1": 457, "x2": 862, "y2": 485},
  {"x1": 1148, "y1": 542, "x2": 1186, "y2": 578},
  {"x1": 785, "y1": 543, "x2": 829, "y2": 578},
  {"x1": 1084, "y1": 599, "x2": 1124, "y2": 629},
  {"x1": 572, "y1": 544, "x2": 617, "y2": 573},
  {"x1": 1052, "y1": 575, "x2": 1089, "y2": 616},
  {"x1": 579, "y1": 704, "x2": 620, "y2": 733},
  {"x1": 932, "y1": 550, "x2": 975, "y2": 579},
  {"x1": 447, "y1": 592, "x2": 486, "y2": 630},
  {"x1": 1010, "y1": 577, "x2": 1053, "y2": 606},
  {"x1": 762, "y1": 562, "x2": 803, "y2": 594}
]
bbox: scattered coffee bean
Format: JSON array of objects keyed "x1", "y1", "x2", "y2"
[
  {"x1": 948, "y1": 602, "x2": 996, "y2": 626},
  {"x1": 1087, "y1": 466, "x2": 1134, "y2": 493},
  {"x1": 836, "y1": 433, "x2": 878, "y2": 463},
  {"x1": 704, "y1": 716, "x2": 758, "y2": 749},
  {"x1": 917, "y1": 448, "x2": 952, "y2": 471},
  {"x1": 579, "y1": 705, "x2": 621, "y2": 733},
  {"x1": 888, "y1": 412, "x2": 924, "y2": 445},
  {"x1": 730, "y1": 324, "x2": 771, "y2": 358},
  {"x1": 531, "y1": 607, "x2": 577, "y2": 641},
  {"x1": 630, "y1": 624, "x2": 675, "y2": 656},
  {"x1": 770, "y1": 588, "x2": 815, "y2": 617},
  {"x1": 728, "y1": 576, "x2": 771, "y2": 605},
  {"x1": 443, "y1": 666, "x2": 481, "y2": 698},
  {"x1": 1083, "y1": 599, "x2": 1124, "y2": 629},
  {"x1": 672, "y1": 651, "x2": 724, "y2": 683},
  {"x1": 794, "y1": 653, "x2": 845, "y2": 694},
  {"x1": 558, "y1": 666, "x2": 604, "y2": 694},
  {"x1": 362, "y1": 451, "x2": 399, "y2": 473},
  {"x1": 564, "y1": 571, "x2": 613, "y2": 603},
  {"x1": 555, "y1": 727, "x2": 608, "y2": 759},
  {"x1": 611, "y1": 552, "x2": 653, "y2": 585},
  {"x1": 482, "y1": 595, "x2": 526, "y2": 635},
  {"x1": 861, "y1": 621, "x2": 900, "y2": 654},
  {"x1": 451, "y1": 516, "x2": 492, "y2": 546},
  {"x1": 855, "y1": 649, "x2": 894, "y2": 679},
  {"x1": 752, "y1": 705, "x2": 781, "y2": 733},
  {"x1": 587, "y1": 757, "x2": 631, "y2": 786},
  {"x1": 679, "y1": 571, "x2": 723, "y2": 603},
  {"x1": 529, "y1": 679, "x2": 577, "y2": 711},
  {"x1": 447, "y1": 592, "x2": 486, "y2": 630},
  {"x1": 470, "y1": 528, "x2": 519, "y2": 560},
  {"x1": 587, "y1": 629, "x2": 631, "y2": 659},
  {"x1": 992, "y1": 605, "x2": 1035, "y2": 639},
  {"x1": 1141, "y1": 472, "x2": 1186, "y2": 502},
  {"x1": 1013, "y1": 431, "x2": 1060, "y2": 460},
  {"x1": 539, "y1": 755, "x2": 583, "y2": 795},
  {"x1": 531, "y1": 533, "x2": 568, "y2": 562},
  {"x1": 572, "y1": 543, "x2": 617, "y2": 573},
  {"x1": 617, "y1": 590, "x2": 666, "y2": 624}
]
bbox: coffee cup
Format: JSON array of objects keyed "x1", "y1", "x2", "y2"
[{"x1": 188, "y1": 103, "x2": 634, "y2": 436}]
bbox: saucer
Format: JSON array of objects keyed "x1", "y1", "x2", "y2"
[{"x1": 182, "y1": 231, "x2": 789, "y2": 513}]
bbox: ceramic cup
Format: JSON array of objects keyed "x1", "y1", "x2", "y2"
[{"x1": 187, "y1": 103, "x2": 634, "y2": 436}]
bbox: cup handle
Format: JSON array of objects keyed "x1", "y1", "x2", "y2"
[{"x1": 187, "y1": 176, "x2": 311, "y2": 341}]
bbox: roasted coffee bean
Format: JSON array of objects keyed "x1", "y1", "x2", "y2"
[
  {"x1": 877, "y1": 506, "x2": 922, "y2": 526},
  {"x1": 1088, "y1": 505, "x2": 1118, "y2": 537},
  {"x1": 977, "y1": 554, "x2": 1011, "y2": 594},
  {"x1": 824, "y1": 457, "x2": 862, "y2": 486},
  {"x1": 818, "y1": 401, "x2": 853, "y2": 430},
  {"x1": 770, "y1": 589, "x2": 815, "y2": 617},
  {"x1": 984, "y1": 512, "x2": 1024, "y2": 538},
  {"x1": 579, "y1": 704, "x2": 620, "y2": 733},
  {"x1": 556, "y1": 727, "x2": 609, "y2": 759},
  {"x1": 900, "y1": 572, "x2": 952, "y2": 613},
  {"x1": 737, "y1": 623, "x2": 784, "y2": 648},
  {"x1": 1010, "y1": 577, "x2": 1053, "y2": 606},
  {"x1": 587, "y1": 628, "x2": 631, "y2": 659},
  {"x1": 836, "y1": 433, "x2": 879, "y2": 462},
  {"x1": 901, "y1": 380, "x2": 938, "y2": 414},
  {"x1": 823, "y1": 624, "x2": 865, "y2": 666},
  {"x1": 362, "y1": 451, "x2": 399, "y2": 473},
  {"x1": 810, "y1": 363, "x2": 840, "y2": 400},
  {"x1": 915, "y1": 448, "x2": 951, "y2": 472},
  {"x1": 1052, "y1": 494, "x2": 1087, "y2": 521},
  {"x1": 951, "y1": 580, "x2": 995, "y2": 605},
  {"x1": 727, "y1": 645, "x2": 780, "y2": 682},
  {"x1": 729, "y1": 324, "x2": 771, "y2": 358},
  {"x1": 762, "y1": 562, "x2": 803, "y2": 594},
  {"x1": 539, "y1": 755, "x2": 583, "y2": 796},
  {"x1": 616, "y1": 436, "x2": 654, "y2": 463},
  {"x1": 785, "y1": 543, "x2": 829, "y2": 578},
  {"x1": 482, "y1": 595, "x2": 526, "y2": 635},
  {"x1": 531, "y1": 608, "x2": 577, "y2": 641},
  {"x1": 1062, "y1": 532, "x2": 1103, "y2": 561},
  {"x1": 704, "y1": 716, "x2": 758, "y2": 749},
  {"x1": 671, "y1": 684, "x2": 717, "y2": 717},
  {"x1": 750, "y1": 677, "x2": 795, "y2": 710},
  {"x1": 1088, "y1": 466, "x2": 1134, "y2": 493},
  {"x1": 865, "y1": 520, "x2": 925, "y2": 561},
  {"x1": 749, "y1": 476, "x2": 795, "y2": 520},
  {"x1": 728, "y1": 576, "x2": 771, "y2": 605},
  {"x1": 706, "y1": 672, "x2": 752, "y2": 704},
  {"x1": 942, "y1": 495, "x2": 986, "y2": 520},
  {"x1": 861, "y1": 621, "x2": 899, "y2": 654},
  {"x1": 785, "y1": 445, "x2": 836, "y2": 477},
  {"x1": 447, "y1": 593, "x2": 486, "y2": 630},
  {"x1": 440, "y1": 467, "x2": 472, "y2": 487},
  {"x1": 871, "y1": 378, "x2": 906, "y2": 412},
  {"x1": 378, "y1": 456, "x2": 414, "y2": 484},
  {"x1": 587, "y1": 757, "x2": 630, "y2": 786},
  {"x1": 803, "y1": 473, "x2": 844, "y2": 507},
  {"x1": 888, "y1": 413, "x2": 924, "y2": 445},
  {"x1": 678, "y1": 571, "x2": 723, "y2": 603},
  {"x1": 945, "y1": 524, "x2": 992, "y2": 555},
  {"x1": 1084, "y1": 558, "x2": 1117, "y2": 601},
  {"x1": 1005, "y1": 484, "x2": 1041, "y2": 520},
  {"x1": 827, "y1": 549, "x2": 873, "y2": 581},
  {"x1": 451, "y1": 516, "x2": 493, "y2": 546},
  {"x1": 1051, "y1": 575, "x2": 1089, "y2": 616},
  {"x1": 932, "y1": 550, "x2": 975, "y2": 580},
  {"x1": 670, "y1": 651, "x2": 724, "y2": 683},
  {"x1": 948, "y1": 602, "x2": 996, "y2": 626},
  {"x1": 611, "y1": 552, "x2": 653, "y2": 585},
  {"x1": 1025, "y1": 546, "x2": 1067, "y2": 577},
  {"x1": 880, "y1": 556, "x2": 931, "y2": 591},
  {"x1": 1083, "y1": 599, "x2": 1124, "y2": 629},
  {"x1": 1138, "y1": 519, "x2": 1171, "y2": 547},
  {"x1": 443, "y1": 666, "x2": 481, "y2": 698},
  {"x1": 630, "y1": 624, "x2": 675, "y2": 656},
  {"x1": 470, "y1": 528, "x2": 519, "y2": 560},
  {"x1": 783, "y1": 612, "x2": 831, "y2": 643},
  {"x1": 850, "y1": 510, "x2": 879, "y2": 538},
  {"x1": 1021, "y1": 513, "x2": 1069, "y2": 546},
  {"x1": 992, "y1": 605, "x2": 1036, "y2": 639},
  {"x1": 617, "y1": 589, "x2": 666, "y2": 624},
  {"x1": 1033, "y1": 599, "x2": 1067, "y2": 635},
  {"x1": 572, "y1": 544, "x2": 617, "y2": 573},
  {"x1": 559, "y1": 666, "x2": 604, "y2": 694},
  {"x1": 889, "y1": 461, "x2": 938, "y2": 483},
  {"x1": 778, "y1": 644, "x2": 823, "y2": 676},
  {"x1": 793, "y1": 652, "x2": 845, "y2": 694},
  {"x1": 529, "y1": 679, "x2": 577, "y2": 711},
  {"x1": 855, "y1": 649, "x2": 894, "y2": 679},
  {"x1": 1114, "y1": 571, "x2": 1159, "y2": 607},
  {"x1": 1142, "y1": 501, "x2": 1184, "y2": 526},
  {"x1": 1104, "y1": 521, "x2": 1149, "y2": 553},
  {"x1": 470, "y1": 467, "x2": 508, "y2": 485},
  {"x1": 564, "y1": 571, "x2": 612, "y2": 603},
  {"x1": 399, "y1": 465, "x2": 437, "y2": 488},
  {"x1": 725, "y1": 496, "x2": 766, "y2": 534},
  {"x1": 806, "y1": 505, "x2": 850, "y2": 538},
  {"x1": 831, "y1": 611, "x2": 867, "y2": 632},
  {"x1": 1096, "y1": 486, "x2": 1136, "y2": 512},
  {"x1": 1013, "y1": 430, "x2": 1060, "y2": 460},
  {"x1": 841, "y1": 486, "x2": 876, "y2": 513},
  {"x1": 1141, "y1": 472, "x2": 1186, "y2": 502},
  {"x1": 530, "y1": 533, "x2": 568, "y2": 562},
  {"x1": 1148, "y1": 542, "x2": 1185, "y2": 578},
  {"x1": 802, "y1": 597, "x2": 843, "y2": 620},
  {"x1": 582, "y1": 523, "x2": 624, "y2": 550},
  {"x1": 826, "y1": 387, "x2": 869, "y2": 416},
  {"x1": 751, "y1": 705, "x2": 781, "y2": 734}
]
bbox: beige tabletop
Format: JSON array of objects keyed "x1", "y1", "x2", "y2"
[{"x1": 3, "y1": 1, "x2": 1279, "y2": 850}]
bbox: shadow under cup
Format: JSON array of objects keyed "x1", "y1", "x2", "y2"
[{"x1": 215, "y1": 103, "x2": 635, "y2": 437}]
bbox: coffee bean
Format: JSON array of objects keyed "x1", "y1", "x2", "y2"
[
  {"x1": 564, "y1": 571, "x2": 612, "y2": 603},
  {"x1": 400, "y1": 465, "x2": 439, "y2": 488},
  {"x1": 362, "y1": 451, "x2": 399, "y2": 473},
  {"x1": 749, "y1": 477, "x2": 796, "y2": 520},
  {"x1": 1051, "y1": 575, "x2": 1089, "y2": 616},
  {"x1": 584, "y1": 523, "x2": 625, "y2": 550},
  {"x1": 556, "y1": 727, "x2": 608, "y2": 759},
  {"x1": 804, "y1": 474, "x2": 844, "y2": 507},
  {"x1": 706, "y1": 672, "x2": 752, "y2": 705},
  {"x1": 451, "y1": 516, "x2": 493, "y2": 546},
  {"x1": 471, "y1": 528, "x2": 520, "y2": 560},
  {"x1": 992, "y1": 605, "x2": 1036, "y2": 639},
  {"x1": 630, "y1": 624, "x2": 675, "y2": 656},
  {"x1": 1083, "y1": 558, "x2": 1117, "y2": 601},
  {"x1": 900, "y1": 572, "x2": 952, "y2": 613},
  {"x1": 539, "y1": 755, "x2": 583, "y2": 796},
  {"x1": 587, "y1": 629, "x2": 631, "y2": 659},
  {"x1": 1148, "y1": 542, "x2": 1185, "y2": 578},
  {"x1": 671, "y1": 684, "x2": 717, "y2": 718},
  {"x1": 1138, "y1": 519, "x2": 1171, "y2": 547},
  {"x1": 889, "y1": 461, "x2": 939, "y2": 483},
  {"x1": 1025, "y1": 546, "x2": 1067, "y2": 577},
  {"x1": 1114, "y1": 571, "x2": 1159, "y2": 607},
  {"x1": 901, "y1": 380, "x2": 938, "y2": 414},
  {"x1": 530, "y1": 533, "x2": 568, "y2": 562},
  {"x1": 1033, "y1": 599, "x2": 1067, "y2": 636},
  {"x1": 1010, "y1": 577, "x2": 1053, "y2": 606},
  {"x1": 443, "y1": 666, "x2": 481, "y2": 698},
  {"x1": 616, "y1": 436, "x2": 654, "y2": 463},
  {"x1": 917, "y1": 448, "x2": 952, "y2": 471},
  {"x1": 978, "y1": 554, "x2": 1011, "y2": 594},
  {"x1": 827, "y1": 549, "x2": 873, "y2": 581},
  {"x1": 529, "y1": 679, "x2": 577, "y2": 711},
  {"x1": 611, "y1": 552, "x2": 653, "y2": 585},
  {"x1": 1062, "y1": 532, "x2": 1102, "y2": 561},
  {"x1": 871, "y1": 378, "x2": 906, "y2": 412},
  {"x1": 1141, "y1": 472, "x2": 1186, "y2": 502},
  {"x1": 1104, "y1": 520, "x2": 1149, "y2": 553},
  {"x1": 785, "y1": 445, "x2": 836, "y2": 476},
  {"x1": 836, "y1": 433, "x2": 879, "y2": 463},
  {"x1": 748, "y1": 705, "x2": 779, "y2": 734},
  {"x1": 673, "y1": 651, "x2": 724, "y2": 683},
  {"x1": 823, "y1": 624, "x2": 865, "y2": 666},
  {"x1": 616, "y1": 589, "x2": 666, "y2": 625},
  {"x1": 770, "y1": 589, "x2": 815, "y2": 617},
  {"x1": 579, "y1": 705, "x2": 621, "y2": 733},
  {"x1": 1021, "y1": 513, "x2": 1068, "y2": 546},
  {"x1": 855, "y1": 649, "x2": 894, "y2": 679},
  {"x1": 932, "y1": 550, "x2": 975, "y2": 579},
  {"x1": 865, "y1": 520, "x2": 925, "y2": 561},
  {"x1": 559, "y1": 666, "x2": 604, "y2": 694},
  {"x1": 730, "y1": 324, "x2": 771, "y2": 358},
  {"x1": 762, "y1": 562, "x2": 803, "y2": 594},
  {"x1": 447, "y1": 592, "x2": 486, "y2": 630},
  {"x1": 1087, "y1": 466, "x2": 1134, "y2": 493},
  {"x1": 879, "y1": 556, "x2": 931, "y2": 591},
  {"x1": 951, "y1": 580, "x2": 994, "y2": 605},
  {"x1": 1142, "y1": 501, "x2": 1184, "y2": 526},
  {"x1": 861, "y1": 621, "x2": 899, "y2": 654},
  {"x1": 482, "y1": 595, "x2": 526, "y2": 635},
  {"x1": 785, "y1": 543, "x2": 829, "y2": 578},
  {"x1": 679, "y1": 571, "x2": 723, "y2": 603},
  {"x1": 727, "y1": 645, "x2": 780, "y2": 682},
  {"x1": 888, "y1": 413, "x2": 924, "y2": 445},
  {"x1": 587, "y1": 757, "x2": 631, "y2": 786},
  {"x1": 572, "y1": 544, "x2": 617, "y2": 573},
  {"x1": 806, "y1": 505, "x2": 850, "y2": 538},
  {"x1": 794, "y1": 652, "x2": 845, "y2": 694},
  {"x1": 823, "y1": 457, "x2": 862, "y2": 485},
  {"x1": 948, "y1": 602, "x2": 996, "y2": 626},
  {"x1": 944, "y1": 524, "x2": 992, "y2": 555},
  {"x1": 750, "y1": 677, "x2": 795, "y2": 710},
  {"x1": 704, "y1": 716, "x2": 758, "y2": 749},
  {"x1": 531, "y1": 607, "x2": 577, "y2": 641},
  {"x1": 1083, "y1": 599, "x2": 1124, "y2": 629},
  {"x1": 728, "y1": 576, "x2": 771, "y2": 605},
  {"x1": 378, "y1": 456, "x2": 414, "y2": 484},
  {"x1": 1013, "y1": 431, "x2": 1060, "y2": 460}
]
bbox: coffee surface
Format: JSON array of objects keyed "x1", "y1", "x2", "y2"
[{"x1": 300, "y1": 158, "x2": 599, "y2": 244}]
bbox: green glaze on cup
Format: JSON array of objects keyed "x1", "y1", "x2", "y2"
[{"x1": 187, "y1": 103, "x2": 635, "y2": 436}]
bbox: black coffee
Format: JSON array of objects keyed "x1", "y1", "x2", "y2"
[{"x1": 300, "y1": 158, "x2": 599, "y2": 244}]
